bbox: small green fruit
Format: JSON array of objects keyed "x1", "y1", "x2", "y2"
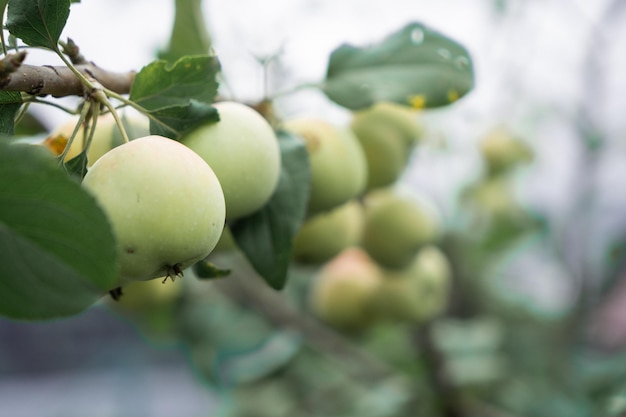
[
  {"x1": 361, "y1": 188, "x2": 441, "y2": 269},
  {"x1": 309, "y1": 248, "x2": 383, "y2": 329},
  {"x1": 465, "y1": 176, "x2": 520, "y2": 220},
  {"x1": 293, "y1": 199, "x2": 364, "y2": 264},
  {"x1": 182, "y1": 101, "x2": 281, "y2": 220},
  {"x1": 351, "y1": 101, "x2": 423, "y2": 190},
  {"x1": 82, "y1": 135, "x2": 226, "y2": 284},
  {"x1": 479, "y1": 126, "x2": 533, "y2": 176},
  {"x1": 373, "y1": 245, "x2": 451, "y2": 323},
  {"x1": 283, "y1": 118, "x2": 367, "y2": 216}
]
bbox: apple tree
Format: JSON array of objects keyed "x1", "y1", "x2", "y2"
[{"x1": 7, "y1": 1, "x2": 622, "y2": 417}]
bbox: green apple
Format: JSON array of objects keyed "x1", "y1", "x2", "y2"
[
  {"x1": 181, "y1": 101, "x2": 281, "y2": 220},
  {"x1": 309, "y1": 248, "x2": 383, "y2": 329},
  {"x1": 82, "y1": 135, "x2": 226, "y2": 284},
  {"x1": 361, "y1": 188, "x2": 441, "y2": 269},
  {"x1": 465, "y1": 176, "x2": 521, "y2": 220},
  {"x1": 479, "y1": 126, "x2": 533, "y2": 176},
  {"x1": 283, "y1": 117, "x2": 367, "y2": 216},
  {"x1": 373, "y1": 245, "x2": 451, "y2": 323},
  {"x1": 43, "y1": 111, "x2": 150, "y2": 165},
  {"x1": 292, "y1": 199, "x2": 364, "y2": 264},
  {"x1": 351, "y1": 101, "x2": 423, "y2": 190}
]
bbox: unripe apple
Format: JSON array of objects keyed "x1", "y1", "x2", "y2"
[
  {"x1": 479, "y1": 126, "x2": 533, "y2": 176},
  {"x1": 373, "y1": 245, "x2": 451, "y2": 323},
  {"x1": 82, "y1": 135, "x2": 226, "y2": 284},
  {"x1": 283, "y1": 118, "x2": 367, "y2": 216},
  {"x1": 361, "y1": 188, "x2": 441, "y2": 269},
  {"x1": 465, "y1": 176, "x2": 520, "y2": 220},
  {"x1": 309, "y1": 248, "x2": 383, "y2": 329},
  {"x1": 181, "y1": 101, "x2": 281, "y2": 220},
  {"x1": 43, "y1": 111, "x2": 149, "y2": 165},
  {"x1": 292, "y1": 199, "x2": 364, "y2": 264},
  {"x1": 351, "y1": 101, "x2": 423, "y2": 190}
]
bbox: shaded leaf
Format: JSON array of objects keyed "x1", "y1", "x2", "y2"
[
  {"x1": 323, "y1": 22, "x2": 474, "y2": 110},
  {"x1": 130, "y1": 55, "x2": 220, "y2": 110},
  {"x1": 0, "y1": 91, "x2": 23, "y2": 136},
  {"x1": 63, "y1": 149, "x2": 88, "y2": 179},
  {"x1": 147, "y1": 99, "x2": 219, "y2": 139},
  {"x1": 0, "y1": 142, "x2": 118, "y2": 320},
  {"x1": 231, "y1": 131, "x2": 310, "y2": 290},
  {"x1": 130, "y1": 55, "x2": 220, "y2": 140},
  {"x1": 6, "y1": 0, "x2": 70, "y2": 49}
]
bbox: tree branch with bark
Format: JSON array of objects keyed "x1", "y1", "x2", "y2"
[{"x1": 0, "y1": 51, "x2": 135, "y2": 98}]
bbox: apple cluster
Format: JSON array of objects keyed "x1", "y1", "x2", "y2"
[
  {"x1": 44, "y1": 99, "x2": 451, "y2": 330},
  {"x1": 205, "y1": 100, "x2": 449, "y2": 330},
  {"x1": 44, "y1": 101, "x2": 282, "y2": 288}
]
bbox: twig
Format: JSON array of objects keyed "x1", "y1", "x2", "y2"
[
  {"x1": 413, "y1": 322, "x2": 468, "y2": 417},
  {"x1": 0, "y1": 55, "x2": 135, "y2": 97}
]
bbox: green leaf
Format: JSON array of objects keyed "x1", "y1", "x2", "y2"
[
  {"x1": 159, "y1": 0, "x2": 212, "y2": 62},
  {"x1": 231, "y1": 131, "x2": 311, "y2": 290},
  {"x1": 130, "y1": 55, "x2": 220, "y2": 139},
  {"x1": 0, "y1": 91, "x2": 23, "y2": 136},
  {"x1": 0, "y1": 142, "x2": 118, "y2": 320},
  {"x1": 323, "y1": 22, "x2": 474, "y2": 110},
  {"x1": 193, "y1": 259, "x2": 231, "y2": 279},
  {"x1": 63, "y1": 149, "x2": 88, "y2": 179},
  {"x1": 6, "y1": 0, "x2": 71, "y2": 49},
  {"x1": 130, "y1": 55, "x2": 220, "y2": 110},
  {"x1": 147, "y1": 99, "x2": 219, "y2": 139}
]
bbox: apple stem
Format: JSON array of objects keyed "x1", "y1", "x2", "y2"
[
  {"x1": 58, "y1": 102, "x2": 92, "y2": 163},
  {"x1": 94, "y1": 88, "x2": 131, "y2": 144}
]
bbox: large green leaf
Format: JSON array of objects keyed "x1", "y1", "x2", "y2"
[
  {"x1": 323, "y1": 22, "x2": 474, "y2": 110},
  {"x1": 130, "y1": 55, "x2": 220, "y2": 139},
  {"x1": 0, "y1": 142, "x2": 118, "y2": 320},
  {"x1": 231, "y1": 131, "x2": 310, "y2": 290},
  {"x1": 159, "y1": 0, "x2": 212, "y2": 62},
  {"x1": 6, "y1": 0, "x2": 70, "y2": 49},
  {"x1": 0, "y1": 91, "x2": 23, "y2": 136},
  {"x1": 130, "y1": 55, "x2": 220, "y2": 110}
]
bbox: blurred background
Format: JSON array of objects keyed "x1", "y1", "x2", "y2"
[{"x1": 3, "y1": 0, "x2": 626, "y2": 416}]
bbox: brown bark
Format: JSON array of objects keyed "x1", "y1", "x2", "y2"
[{"x1": 0, "y1": 54, "x2": 135, "y2": 97}]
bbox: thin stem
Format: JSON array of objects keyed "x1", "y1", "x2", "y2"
[
  {"x1": 82, "y1": 105, "x2": 100, "y2": 159},
  {"x1": 22, "y1": 96, "x2": 81, "y2": 114},
  {"x1": 96, "y1": 90, "x2": 130, "y2": 144},
  {"x1": 0, "y1": 2, "x2": 8, "y2": 56},
  {"x1": 54, "y1": 46, "x2": 97, "y2": 91},
  {"x1": 269, "y1": 81, "x2": 323, "y2": 100},
  {"x1": 13, "y1": 102, "x2": 31, "y2": 127},
  {"x1": 59, "y1": 102, "x2": 91, "y2": 163}
]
